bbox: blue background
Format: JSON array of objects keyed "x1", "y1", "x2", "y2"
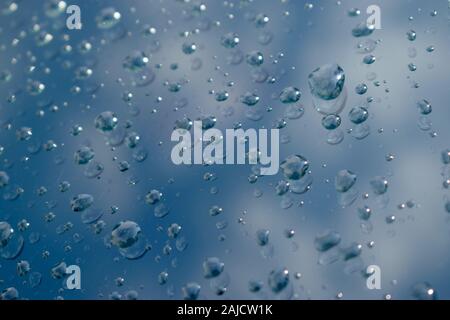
[{"x1": 0, "y1": 0, "x2": 450, "y2": 300}]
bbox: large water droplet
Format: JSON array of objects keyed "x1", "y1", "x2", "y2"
[
  {"x1": 308, "y1": 64, "x2": 345, "y2": 101},
  {"x1": 280, "y1": 155, "x2": 309, "y2": 180}
]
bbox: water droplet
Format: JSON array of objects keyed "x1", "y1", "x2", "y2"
[
  {"x1": 358, "y1": 206, "x2": 372, "y2": 220},
  {"x1": 182, "y1": 42, "x2": 197, "y2": 55},
  {"x1": 335, "y1": 170, "x2": 357, "y2": 193},
  {"x1": 355, "y1": 83, "x2": 368, "y2": 95},
  {"x1": 95, "y1": 111, "x2": 118, "y2": 132},
  {"x1": 209, "y1": 205, "x2": 223, "y2": 216},
  {"x1": 0, "y1": 222, "x2": 13, "y2": 247},
  {"x1": 280, "y1": 155, "x2": 309, "y2": 180},
  {"x1": 327, "y1": 129, "x2": 345, "y2": 145},
  {"x1": 314, "y1": 230, "x2": 341, "y2": 252},
  {"x1": 412, "y1": 282, "x2": 437, "y2": 300},
  {"x1": 308, "y1": 64, "x2": 345, "y2": 101},
  {"x1": 256, "y1": 229, "x2": 270, "y2": 246},
  {"x1": 370, "y1": 176, "x2": 388, "y2": 195},
  {"x1": 417, "y1": 99, "x2": 432, "y2": 115},
  {"x1": 182, "y1": 282, "x2": 201, "y2": 300},
  {"x1": 123, "y1": 51, "x2": 149, "y2": 72},
  {"x1": 406, "y1": 30, "x2": 417, "y2": 41},
  {"x1": 349, "y1": 106, "x2": 369, "y2": 124},
  {"x1": 441, "y1": 149, "x2": 450, "y2": 164},
  {"x1": 352, "y1": 22, "x2": 375, "y2": 37},
  {"x1": 254, "y1": 13, "x2": 269, "y2": 27},
  {"x1": 348, "y1": 8, "x2": 361, "y2": 16},
  {"x1": 284, "y1": 104, "x2": 304, "y2": 119},
  {"x1": 363, "y1": 54, "x2": 376, "y2": 64},
  {"x1": 351, "y1": 123, "x2": 371, "y2": 140},
  {"x1": 221, "y1": 32, "x2": 240, "y2": 48},
  {"x1": 70, "y1": 194, "x2": 94, "y2": 212},
  {"x1": 154, "y1": 203, "x2": 170, "y2": 218},
  {"x1": 16, "y1": 127, "x2": 33, "y2": 141},
  {"x1": 96, "y1": 7, "x2": 121, "y2": 29},
  {"x1": 246, "y1": 51, "x2": 264, "y2": 66},
  {"x1": 279, "y1": 86, "x2": 301, "y2": 104},
  {"x1": 203, "y1": 257, "x2": 224, "y2": 278},
  {"x1": 426, "y1": 45, "x2": 435, "y2": 53},
  {"x1": 17, "y1": 260, "x2": 31, "y2": 276},
  {"x1": 215, "y1": 90, "x2": 229, "y2": 102},
  {"x1": 322, "y1": 114, "x2": 341, "y2": 130},
  {"x1": 111, "y1": 221, "x2": 141, "y2": 249},
  {"x1": 341, "y1": 243, "x2": 362, "y2": 261},
  {"x1": 240, "y1": 92, "x2": 260, "y2": 106},
  {"x1": 268, "y1": 268, "x2": 289, "y2": 293},
  {"x1": 74, "y1": 146, "x2": 95, "y2": 165},
  {"x1": 0, "y1": 287, "x2": 19, "y2": 300}
]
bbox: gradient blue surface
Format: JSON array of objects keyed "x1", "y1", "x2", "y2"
[{"x1": 0, "y1": 0, "x2": 450, "y2": 300}]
